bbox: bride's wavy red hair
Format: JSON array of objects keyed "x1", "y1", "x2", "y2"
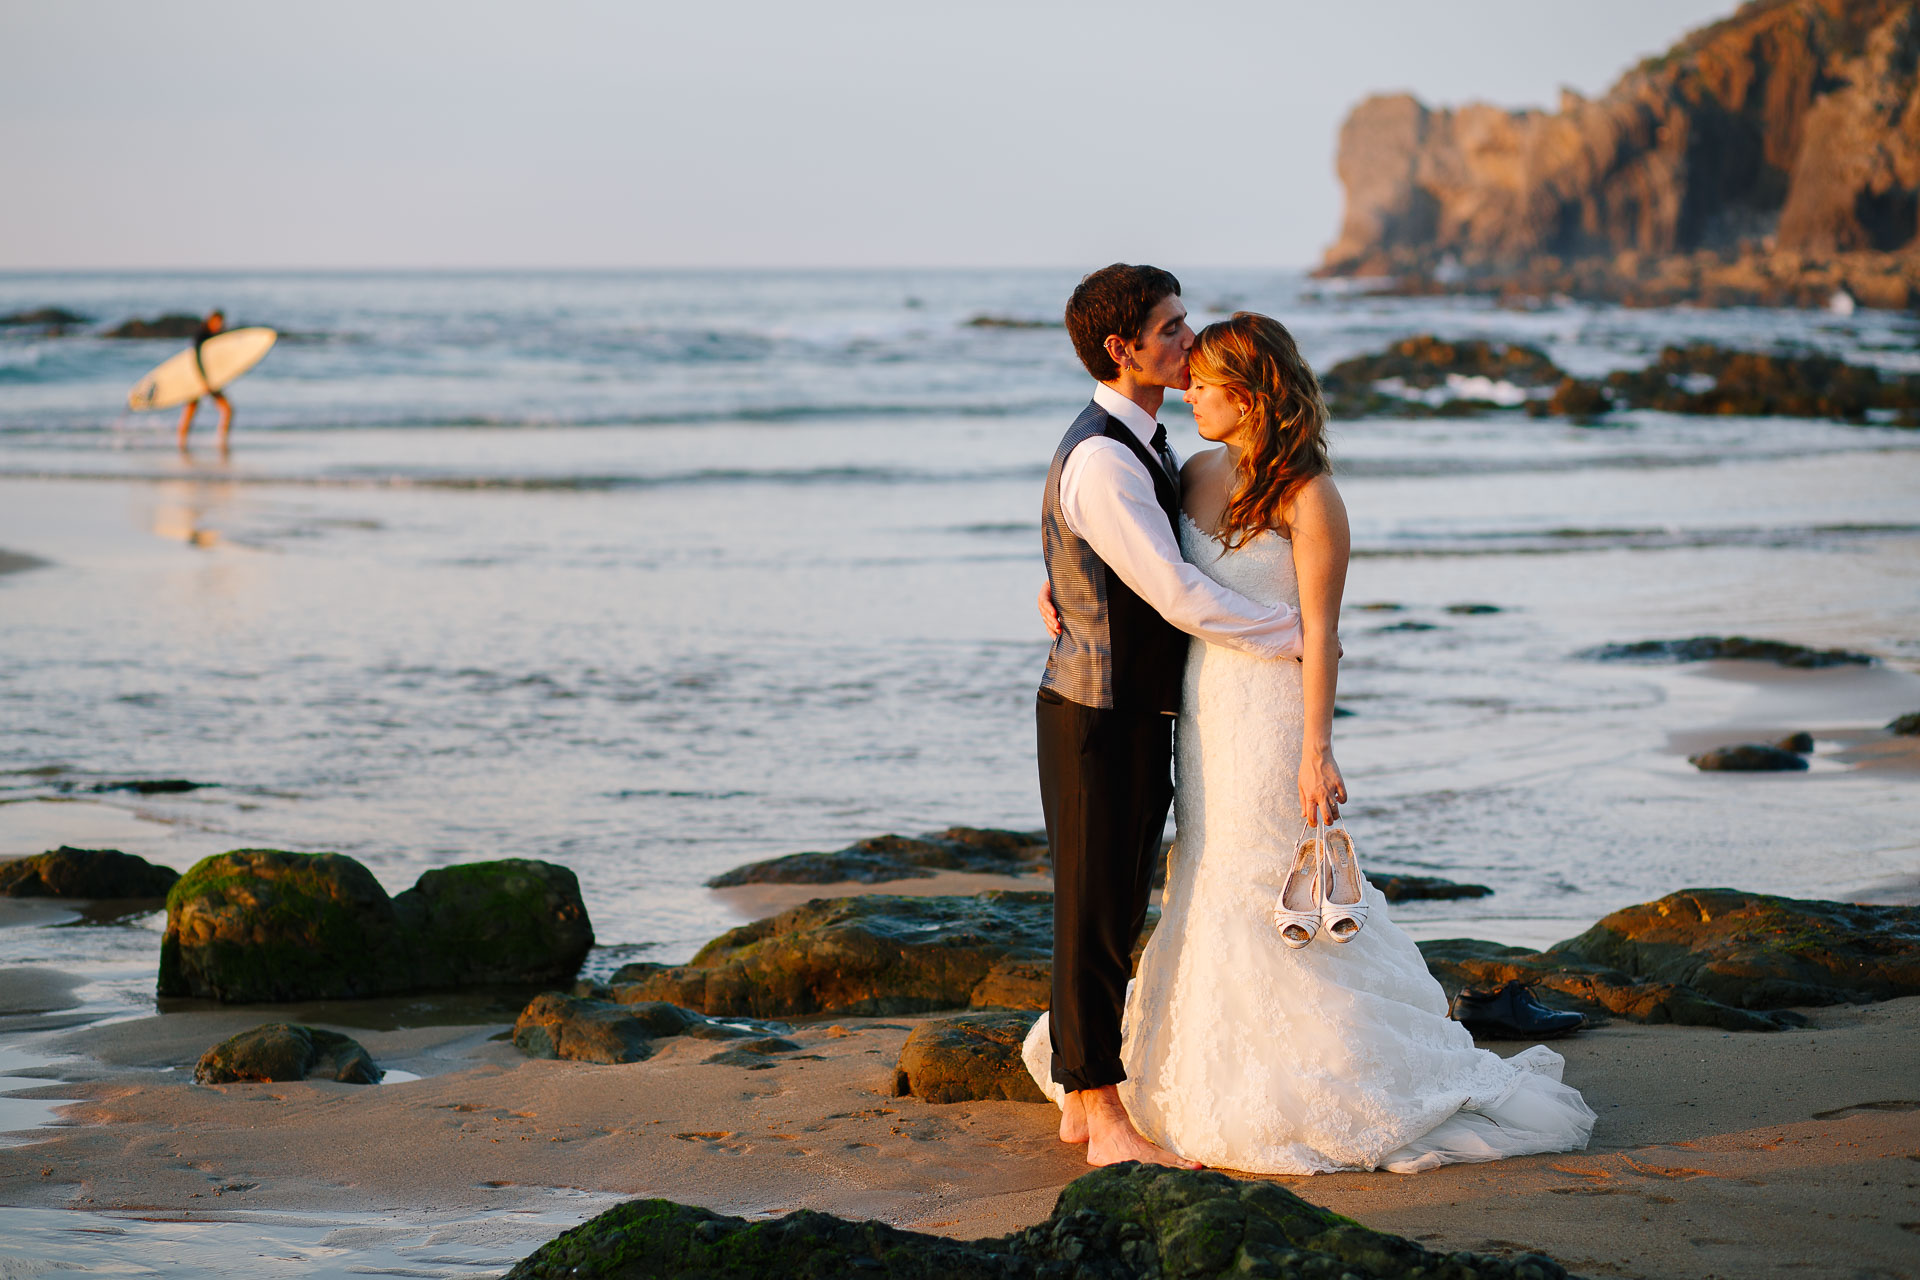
[{"x1": 1188, "y1": 313, "x2": 1330, "y2": 548}]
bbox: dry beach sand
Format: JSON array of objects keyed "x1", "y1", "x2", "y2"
[{"x1": 0, "y1": 975, "x2": 1915, "y2": 1280}]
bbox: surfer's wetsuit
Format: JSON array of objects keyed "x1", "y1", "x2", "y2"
[{"x1": 192, "y1": 320, "x2": 217, "y2": 389}]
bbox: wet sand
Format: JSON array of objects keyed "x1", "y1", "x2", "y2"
[{"x1": 1, "y1": 992, "x2": 1915, "y2": 1278}]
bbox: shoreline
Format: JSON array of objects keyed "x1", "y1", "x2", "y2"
[{"x1": 0, "y1": 990, "x2": 1915, "y2": 1278}]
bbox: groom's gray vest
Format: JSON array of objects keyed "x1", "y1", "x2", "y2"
[{"x1": 1040, "y1": 400, "x2": 1187, "y2": 713}]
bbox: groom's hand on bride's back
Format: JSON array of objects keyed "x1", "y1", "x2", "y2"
[{"x1": 1038, "y1": 582, "x2": 1061, "y2": 637}]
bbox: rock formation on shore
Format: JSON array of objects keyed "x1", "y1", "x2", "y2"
[
  {"x1": 194, "y1": 1023, "x2": 381, "y2": 1085},
  {"x1": 1319, "y1": 0, "x2": 1920, "y2": 307},
  {"x1": 505, "y1": 1162, "x2": 1576, "y2": 1280},
  {"x1": 158, "y1": 849, "x2": 593, "y2": 1002},
  {"x1": 0, "y1": 847, "x2": 178, "y2": 899}
]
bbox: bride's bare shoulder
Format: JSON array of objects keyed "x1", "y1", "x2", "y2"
[
  {"x1": 1180, "y1": 447, "x2": 1232, "y2": 528},
  {"x1": 1282, "y1": 474, "x2": 1350, "y2": 541}
]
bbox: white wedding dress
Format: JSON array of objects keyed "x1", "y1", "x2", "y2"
[{"x1": 1023, "y1": 516, "x2": 1596, "y2": 1173}]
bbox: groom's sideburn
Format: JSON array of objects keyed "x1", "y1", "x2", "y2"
[{"x1": 1037, "y1": 688, "x2": 1173, "y2": 1093}]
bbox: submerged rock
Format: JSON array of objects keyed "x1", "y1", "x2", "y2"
[
  {"x1": 0, "y1": 847, "x2": 178, "y2": 899},
  {"x1": 1580, "y1": 635, "x2": 1875, "y2": 668},
  {"x1": 893, "y1": 1011, "x2": 1045, "y2": 1104},
  {"x1": 702, "y1": 1036, "x2": 804, "y2": 1069},
  {"x1": 84, "y1": 778, "x2": 206, "y2": 795},
  {"x1": 158, "y1": 849, "x2": 593, "y2": 1002},
  {"x1": 1888, "y1": 711, "x2": 1920, "y2": 735},
  {"x1": 1369, "y1": 873, "x2": 1493, "y2": 902},
  {"x1": 1775, "y1": 732, "x2": 1815, "y2": 753},
  {"x1": 1689, "y1": 744, "x2": 1811, "y2": 772},
  {"x1": 0, "y1": 306, "x2": 89, "y2": 333},
  {"x1": 194, "y1": 1023, "x2": 380, "y2": 1085},
  {"x1": 103, "y1": 313, "x2": 204, "y2": 339},
  {"x1": 504, "y1": 1161, "x2": 1575, "y2": 1280},
  {"x1": 1423, "y1": 889, "x2": 1920, "y2": 1030},
  {"x1": 610, "y1": 892, "x2": 1056, "y2": 1018},
  {"x1": 708, "y1": 827, "x2": 1047, "y2": 887}
]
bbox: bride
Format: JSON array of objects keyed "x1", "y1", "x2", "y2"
[{"x1": 1023, "y1": 312, "x2": 1596, "y2": 1174}]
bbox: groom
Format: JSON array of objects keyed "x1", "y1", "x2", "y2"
[{"x1": 1038, "y1": 264, "x2": 1303, "y2": 1166}]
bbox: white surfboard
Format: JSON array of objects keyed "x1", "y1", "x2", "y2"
[{"x1": 126, "y1": 327, "x2": 278, "y2": 410}]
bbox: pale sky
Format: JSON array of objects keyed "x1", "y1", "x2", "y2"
[{"x1": 1, "y1": 0, "x2": 1736, "y2": 269}]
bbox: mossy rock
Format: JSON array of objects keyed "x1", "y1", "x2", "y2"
[
  {"x1": 159, "y1": 850, "x2": 413, "y2": 1002},
  {"x1": 1551, "y1": 888, "x2": 1920, "y2": 1009},
  {"x1": 503, "y1": 1162, "x2": 1577, "y2": 1279},
  {"x1": 1579, "y1": 635, "x2": 1874, "y2": 668},
  {"x1": 194, "y1": 1022, "x2": 380, "y2": 1084},
  {"x1": 1887, "y1": 710, "x2": 1920, "y2": 735},
  {"x1": 609, "y1": 891, "x2": 1056, "y2": 1018},
  {"x1": 707, "y1": 827, "x2": 1048, "y2": 888},
  {"x1": 1368, "y1": 873, "x2": 1492, "y2": 902},
  {"x1": 0, "y1": 847, "x2": 178, "y2": 899},
  {"x1": 892, "y1": 1011, "x2": 1045, "y2": 1103},
  {"x1": 395, "y1": 859, "x2": 593, "y2": 987},
  {"x1": 1688, "y1": 743, "x2": 1810, "y2": 771},
  {"x1": 159, "y1": 849, "x2": 593, "y2": 1003}
]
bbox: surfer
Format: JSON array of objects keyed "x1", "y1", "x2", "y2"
[{"x1": 177, "y1": 310, "x2": 233, "y2": 452}]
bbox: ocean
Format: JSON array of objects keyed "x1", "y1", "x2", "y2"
[{"x1": 2, "y1": 267, "x2": 1918, "y2": 1019}]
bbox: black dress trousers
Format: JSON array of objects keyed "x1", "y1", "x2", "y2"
[{"x1": 1036, "y1": 688, "x2": 1173, "y2": 1093}]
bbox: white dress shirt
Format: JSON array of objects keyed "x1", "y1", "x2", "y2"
[{"x1": 1058, "y1": 383, "x2": 1302, "y2": 660}]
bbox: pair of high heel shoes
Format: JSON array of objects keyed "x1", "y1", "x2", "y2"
[{"x1": 1272, "y1": 812, "x2": 1369, "y2": 949}]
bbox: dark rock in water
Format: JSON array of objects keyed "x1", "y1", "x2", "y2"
[
  {"x1": 610, "y1": 892, "x2": 1056, "y2": 1018},
  {"x1": 0, "y1": 847, "x2": 178, "y2": 899},
  {"x1": 1445, "y1": 603, "x2": 1503, "y2": 615},
  {"x1": 103, "y1": 313, "x2": 204, "y2": 339},
  {"x1": 0, "y1": 307, "x2": 89, "y2": 333},
  {"x1": 1319, "y1": 334, "x2": 1563, "y2": 420},
  {"x1": 194, "y1": 1023, "x2": 380, "y2": 1085},
  {"x1": 1531, "y1": 376, "x2": 1614, "y2": 420},
  {"x1": 1369, "y1": 873, "x2": 1493, "y2": 902},
  {"x1": 1354, "y1": 602, "x2": 1403, "y2": 611},
  {"x1": 1689, "y1": 744, "x2": 1810, "y2": 772},
  {"x1": 1597, "y1": 344, "x2": 1920, "y2": 422},
  {"x1": 1774, "y1": 731, "x2": 1815, "y2": 753},
  {"x1": 1332, "y1": 704, "x2": 1356, "y2": 717},
  {"x1": 158, "y1": 849, "x2": 593, "y2": 1002},
  {"x1": 1377, "y1": 619, "x2": 1440, "y2": 632},
  {"x1": 1423, "y1": 889, "x2": 1920, "y2": 1031},
  {"x1": 504, "y1": 1162, "x2": 1576, "y2": 1280},
  {"x1": 963, "y1": 314, "x2": 1062, "y2": 329},
  {"x1": 1888, "y1": 711, "x2": 1920, "y2": 735},
  {"x1": 893, "y1": 1011, "x2": 1045, "y2": 1104},
  {"x1": 86, "y1": 779, "x2": 206, "y2": 795},
  {"x1": 708, "y1": 826, "x2": 1047, "y2": 888},
  {"x1": 394, "y1": 860, "x2": 594, "y2": 988},
  {"x1": 1580, "y1": 635, "x2": 1874, "y2": 668}
]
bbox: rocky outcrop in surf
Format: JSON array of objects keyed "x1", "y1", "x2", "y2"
[
  {"x1": 1319, "y1": 0, "x2": 1920, "y2": 308},
  {"x1": 158, "y1": 849, "x2": 593, "y2": 1002},
  {"x1": 891, "y1": 1011, "x2": 1046, "y2": 1104},
  {"x1": 0, "y1": 847, "x2": 178, "y2": 899}
]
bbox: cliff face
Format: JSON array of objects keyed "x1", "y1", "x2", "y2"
[{"x1": 1320, "y1": 0, "x2": 1920, "y2": 306}]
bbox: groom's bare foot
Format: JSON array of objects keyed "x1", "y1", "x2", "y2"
[
  {"x1": 1077, "y1": 1085, "x2": 1202, "y2": 1169},
  {"x1": 1059, "y1": 1091, "x2": 1089, "y2": 1143}
]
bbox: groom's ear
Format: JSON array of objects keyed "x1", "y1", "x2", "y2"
[{"x1": 1103, "y1": 332, "x2": 1134, "y2": 374}]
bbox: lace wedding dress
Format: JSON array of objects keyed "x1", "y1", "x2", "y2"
[{"x1": 1022, "y1": 516, "x2": 1596, "y2": 1173}]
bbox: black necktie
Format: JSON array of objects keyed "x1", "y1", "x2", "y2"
[{"x1": 1150, "y1": 424, "x2": 1177, "y2": 483}]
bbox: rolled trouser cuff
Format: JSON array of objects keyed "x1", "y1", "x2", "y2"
[{"x1": 1051, "y1": 1055, "x2": 1126, "y2": 1094}]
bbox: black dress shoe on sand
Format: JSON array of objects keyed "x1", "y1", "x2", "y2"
[{"x1": 1449, "y1": 981, "x2": 1588, "y2": 1040}]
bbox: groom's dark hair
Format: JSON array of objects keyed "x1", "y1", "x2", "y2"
[{"x1": 1065, "y1": 264, "x2": 1182, "y2": 382}]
